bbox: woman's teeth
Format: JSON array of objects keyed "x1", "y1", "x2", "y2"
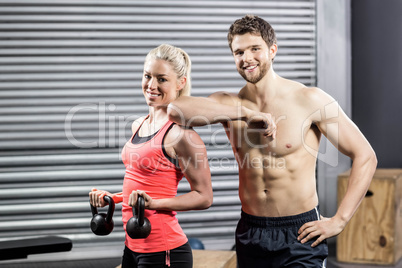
[{"x1": 148, "y1": 92, "x2": 160, "y2": 97}]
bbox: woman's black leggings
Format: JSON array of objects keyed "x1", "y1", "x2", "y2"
[{"x1": 121, "y1": 242, "x2": 193, "y2": 268}]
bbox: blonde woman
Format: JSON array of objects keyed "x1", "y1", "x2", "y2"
[{"x1": 90, "y1": 44, "x2": 213, "y2": 268}]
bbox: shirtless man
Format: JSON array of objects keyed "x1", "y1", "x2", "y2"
[{"x1": 168, "y1": 15, "x2": 377, "y2": 267}]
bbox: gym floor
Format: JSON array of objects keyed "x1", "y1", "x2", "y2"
[{"x1": 1, "y1": 243, "x2": 401, "y2": 267}]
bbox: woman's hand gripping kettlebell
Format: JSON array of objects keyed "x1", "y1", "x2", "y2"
[
  {"x1": 90, "y1": 195, "x2": 115, "y2": 236},
  {"x1": 126, "y1": 193, "x2": 151, "y2": 239}
]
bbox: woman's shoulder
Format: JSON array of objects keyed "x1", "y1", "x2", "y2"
[
  {"x1": 165, "y1": 123, "x2": 204, "y2": 148},
  {"x1": 131, "y1": 115, "x2": 148, "y2": 134},
  {"x1": 168, "y1": 123, "x2": 197, "y2": 138}
]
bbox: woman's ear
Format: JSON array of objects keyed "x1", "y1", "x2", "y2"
[{"x1": 177, "y1": 76, "x2": 187, "y2": 91}]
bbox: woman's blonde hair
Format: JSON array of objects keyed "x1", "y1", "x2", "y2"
[{"x1": 144, "y1": 44, "x2": 191, "y2": 97}]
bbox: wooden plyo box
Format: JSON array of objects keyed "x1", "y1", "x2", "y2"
[
  {"x1": 337, "y1": 169, "x2": 402, "y2": 265},
  {"x1": 116, "y1": 250, "x2": 236, "y2": 268},
  {"x1": 193, "y1": 250, "x2": 236, "y2": 268}
]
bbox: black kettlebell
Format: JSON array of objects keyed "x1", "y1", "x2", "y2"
[
  {"x1": 126, "y1": 195, "x2": 151, "y2": 239},
  {"x1": 90, "y1": 195, "x2": 115, "y2": 236}
]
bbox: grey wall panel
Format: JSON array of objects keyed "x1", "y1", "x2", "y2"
[
  {"x1": 351, "y1": 0, "x2": 402, "y2": 168},
  {"x1": 0, "y1": 0, "x2": 316, "y2": 261}
]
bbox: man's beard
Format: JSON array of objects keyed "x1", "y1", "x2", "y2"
[{"x1": 238, "y1": 61, "x2": 269, "y2": 84}]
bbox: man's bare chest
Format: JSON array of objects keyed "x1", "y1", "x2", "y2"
[{"x1": 227, "y1": 110, "x2": 311, "y2": 157}]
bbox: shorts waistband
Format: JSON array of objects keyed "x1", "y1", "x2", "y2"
[{"x1": 240, "y1": 206, "x2": 320, "y2": 228}]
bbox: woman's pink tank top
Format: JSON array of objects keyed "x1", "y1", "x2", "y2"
[{"x1": 121, "y1": 117, "x2": 187, "y2": 253}]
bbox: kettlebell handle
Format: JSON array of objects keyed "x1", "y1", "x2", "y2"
[
  {"x1": 104, "y1": 195, "x2": 115, "y2": 223},
  {"x1": 90, "y1": 195, "x2": 115, "y2": 224},
  {"x1": 133, "y1": 195, "x2": 145, "y2": 226}
]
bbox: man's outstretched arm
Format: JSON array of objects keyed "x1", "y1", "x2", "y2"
[
  {"x1": 168, "y1": 94, "x2": 247, "y2": 126},
  {"x1": 168, "y1": 93, "x2": 276, "y2": 138}
]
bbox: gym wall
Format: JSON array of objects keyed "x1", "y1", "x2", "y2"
[
  {"x1": 0, "y1": 0, "x2": 317, "y2": 261},
  {"x1": 351, "y1": 0, "x2": 402, "y2": 168}
]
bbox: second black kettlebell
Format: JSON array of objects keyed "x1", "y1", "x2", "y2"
[
  {"x1": 126, "y1": 195, "x2": 151, "y2": 239},
  {"x1": 90, "y1": 195, "x2": 115, "y2": 236}
]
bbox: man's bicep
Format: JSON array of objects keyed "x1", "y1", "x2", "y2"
[
  {"x1": 307, "y1": 88, "x2": 372, "y2": 159},
  {"x1": 317, "y1": 107, "x2": 367, "y2": 158},
  {"x1": 208, "y1": 91, "x2": 240, "y2": 106}
]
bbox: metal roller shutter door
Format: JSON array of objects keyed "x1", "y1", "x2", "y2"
[{"x1": 0, "y1": 0, "x2": 316, "y2": 260}]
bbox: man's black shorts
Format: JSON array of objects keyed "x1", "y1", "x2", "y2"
[{"x1": 236, "y1": 207, "x2": 328, "y2": 268}]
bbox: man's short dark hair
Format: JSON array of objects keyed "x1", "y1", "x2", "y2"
[{"x1": 227, "y1": 14, "x2": 277, "y2": 51}]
